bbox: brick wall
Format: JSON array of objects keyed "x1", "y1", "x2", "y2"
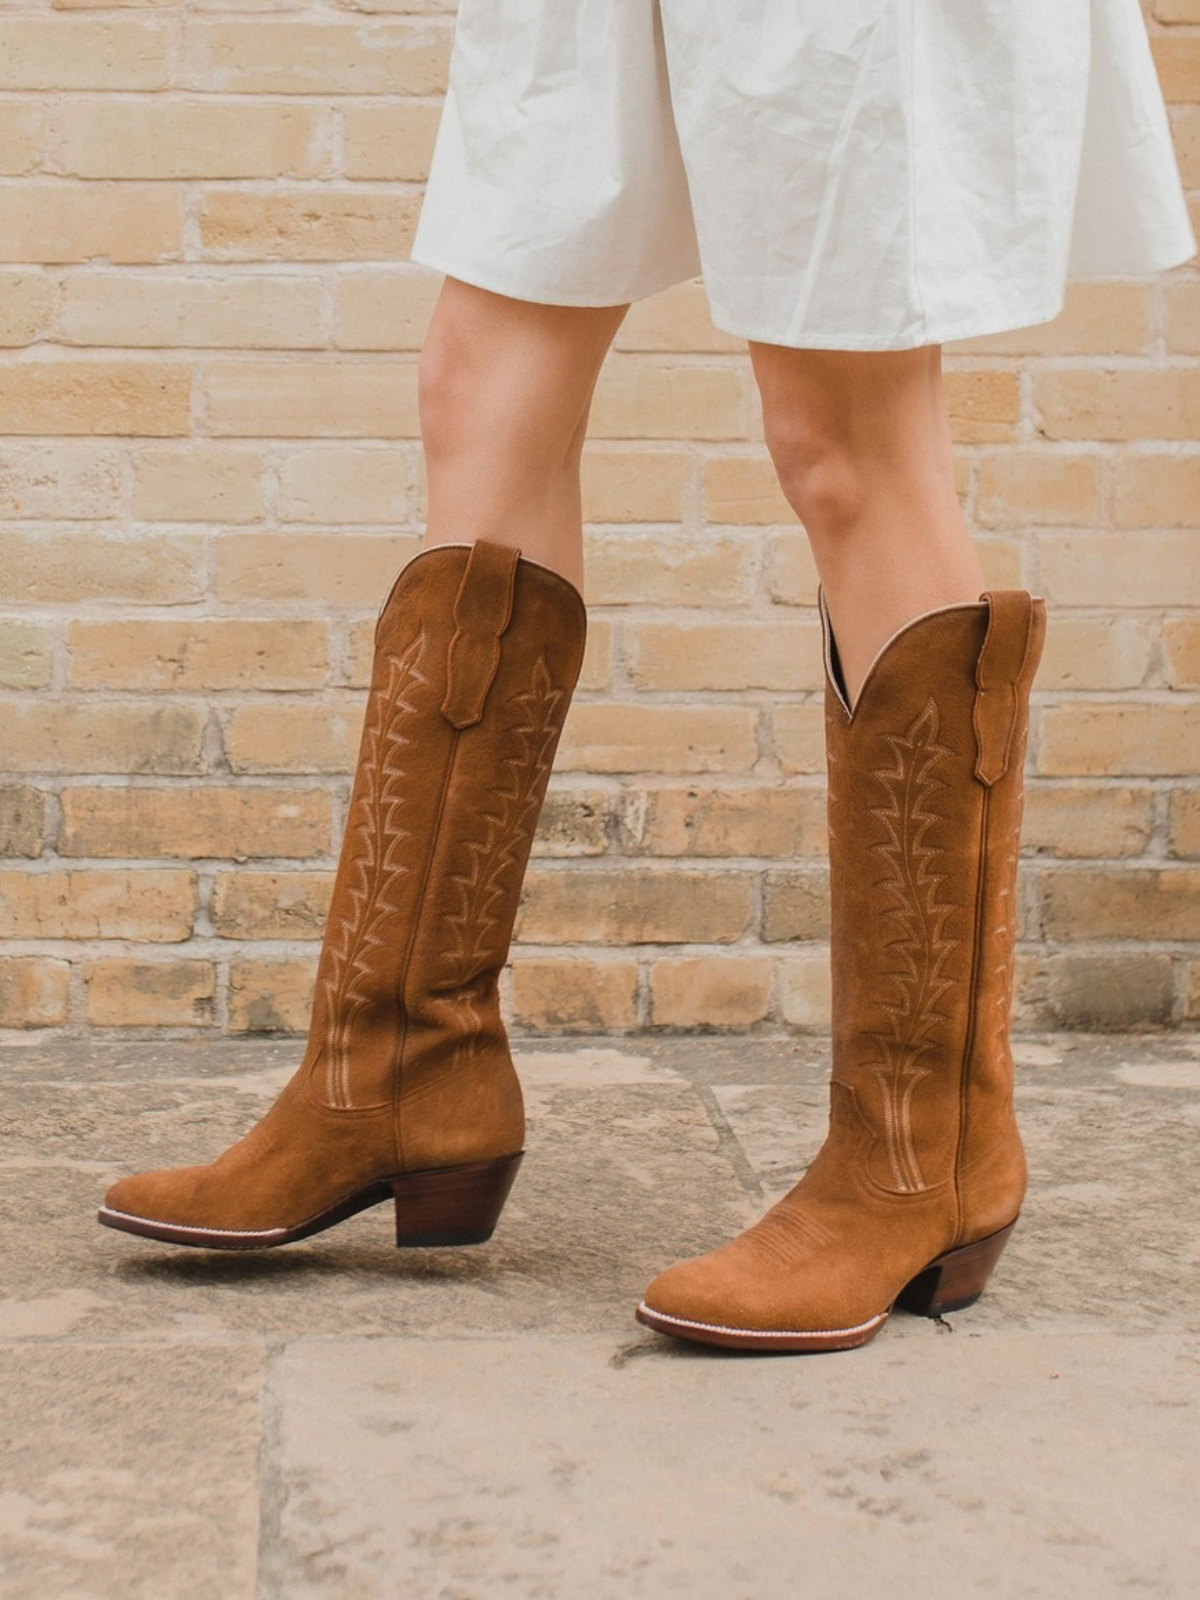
[{"x1": 1, "y1": 1, "x2": 1198, "y2": 1038}]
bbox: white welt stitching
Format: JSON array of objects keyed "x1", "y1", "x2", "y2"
[
  {"x1": 637, "y1": 1303, "x2": 888, "y2": 1340},
  {"x1": 99, "y1": 1207, "x2": 288, "y2": 1239}
]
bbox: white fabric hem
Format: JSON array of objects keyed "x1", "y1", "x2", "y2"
[{"x1": 407, "y1": 243, "x2": 698, "y2": 313}]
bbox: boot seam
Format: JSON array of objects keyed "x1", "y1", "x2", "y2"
[{"x1": 954, "y1": 783, "x2": 991, "y2": 1247}]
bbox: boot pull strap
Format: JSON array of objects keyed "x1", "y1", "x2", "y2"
[
  {"x1": 440, "y1": 540, "x2": 520, "y2": 729},
  {"x1": 973, "y1": 590, "x2": 1036, "y2": 786}
]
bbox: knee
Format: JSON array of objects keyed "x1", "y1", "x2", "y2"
[{"x1": 762, "y1": 410, "x2": 866, "y2": 539}]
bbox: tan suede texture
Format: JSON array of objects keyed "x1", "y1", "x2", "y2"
[
  {"x1": 643, "y1": 591, "x2": 1047, "y2": 1335},
  {"x1": 104, "y1": 541, "x2": 587, "y2": 1233}
]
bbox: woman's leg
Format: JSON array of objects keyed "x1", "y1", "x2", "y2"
[
  {"x1": 637, "y1": 337, "x2": 1045, "y2": 1352},
  {"x1": 418, "y1": 278, "x2": 630, "y2": 593},
  {"x1": 749, "y1": 341, "x2": 984, "y2": 707},
  {"x1": 100, "y1": 283, "x2": 628, "y2": 1251}
]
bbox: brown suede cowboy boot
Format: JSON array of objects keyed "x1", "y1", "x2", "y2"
[
  {"x1": 637, "y1": 588, "x2": 1045, "y2": 1350},
  {"x1": 100, "y1": 539, "x2": 586, "y2": 1249}
]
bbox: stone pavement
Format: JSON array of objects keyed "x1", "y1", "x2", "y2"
[{"x1": 2, "y1": 1032, "x2": 1198, "y2": 1599}]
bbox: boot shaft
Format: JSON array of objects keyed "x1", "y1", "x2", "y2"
[
  {"x1": 821, "y1": 591, "x2": 1045, "y2": 1213},
  {"x1": 306, "y1": 541, "x2": 587, "y2": 1120}
]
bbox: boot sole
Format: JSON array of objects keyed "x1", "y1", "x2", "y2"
[
  {"x1": 635, "y1": 1219, "x2": 1017, "y2": 1353},
  {"x1": 97, "y1": 1153, "x2": 523, "y2": 1252}
]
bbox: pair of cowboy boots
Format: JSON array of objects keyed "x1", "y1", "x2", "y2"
[{"x1": 101, "y1": 538, "x2": 1044, "y2": 1353}]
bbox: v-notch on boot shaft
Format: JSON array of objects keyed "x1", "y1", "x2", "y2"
[
  {"x1": 637, "y1": 588, "x2": 1046, "y2": 1351},
  {"x1": 99, "y1": 541, "x2": 587, "y2": 1250}
]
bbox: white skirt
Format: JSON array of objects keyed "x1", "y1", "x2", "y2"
[{"x1": 410, "y1": 0, "x2": 1196, "y2": 350}]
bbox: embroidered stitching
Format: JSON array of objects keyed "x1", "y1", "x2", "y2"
[
  {"x1": 861, "y1": 697, "x2": 961, "y2": 1193},
  {"x1": 320, "y1": 633, "x2": 429, "y2": 1109}
]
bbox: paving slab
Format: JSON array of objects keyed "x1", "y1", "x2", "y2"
[
  {"x1": 1, "y1": 1031, "x2": 1198, "y2": 1598},
  {"x1": 0, "y1": 1344, "x2": 262, "y2": 1600},
  {"x1": 264, "y1": 1332, "x2": 1200, "y2": 1600}
]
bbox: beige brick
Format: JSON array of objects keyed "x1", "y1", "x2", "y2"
[
  {"x1": 278, "y1": 447, "x2": 408, "y2": 524},
  {"x1": 228, "y1": 957, "x2": 314, "y2": 1034},
  {"x1": 0, "y1": 18, "x2": 169, "y2": 89},
  {"x1": 626, "y1": 618, "x2": 822, "y2": 693},
  {"x1": 344, "y1": 618, "x2": 379, "y2": 688},
  {"x1": 0, "y1": 441, "x2": 124, "y2": 519},
  {"x1": 211, "y1": 871, "x2": 332, "y2": 939},
  {"x1": 132, "y1": 445, "x2": 263, "y2": 523},
  {"x1": 51, "y1": 0, "x2": 185, "y2": 8},
  {"x1": 52, "y1": 101, "x2": 327, "y2": 180},
  {"x1": 0, "y1": 786, "x2": 46, "y2": 859},
  {"x1": 766, "y1": 531, "x2": 819, "y2": 605},
  {"x1": 203, "y1": 361, "x2": 419, "y2": 438},
  {"x1": 616, "y1": 280, "x2": 743, "y2": 354},
  {"x1": 0, "y1": 183, "x2": 181, "y2": 264},
  {"x1": 0, "y1": 361, "x2": 189, "y2": 436},
  {"x1": 533, "y1": 787, "x2": 610, "y2": 858},
  {"x1": 343, "y1": 102, "x2": 442, "y2": 181},
  {"x1": 1165, "y1": 282, "x2": 1200, "y2": 356},
  {"x1": 1041, "y1": 866, "x2": 1200, "y2": 941},
  {"x1": 1023, "y1": 784, "x2": 1154, "y2": 860},
  {"x1": 978, "y1": 539, "x2": 1027, "y2": 588},
  {"x1": 183, "y1": 20, "x2": 451, "y2": 95},
  {"x1": 950, "y1": 282, "x2": 1152, "y2": 357},
  {"x1": 508, "y1": 957, "x2": 640, "y2": 1032},
  {"x1": 223, "y1": 703, "x2": 361, "y2": 775},
  {"x1": 1045, "y1": 951, "x2": 1175, "y2": 1029},
  {"x1": 577, "y1": 620, "x2": 613, "y2": 693},
  {"x1": 945, "y1": 371, "x2": 1020, "y2": 443},
  {"x1": 1034, "y1": 369, "x2": 1200, "y2": 442},
  {"x1": 0, "y1": 531, "x2": 202, "y2": 603},
  {"x1": 1152, "y1": 33, "x2": 1200, "y2": 100},
  {"x1": 216, "y1": 532, "x2": 417, "y2": 606},
  {"x1": 1165, "y1": 619, "x2": 1200, "y2": 688},
  {"x1": 1170, "y1": 104, "x2": 1200, "y2": 186},
  {"x1": 580, "y1": 447, "x2": 688, "y2": 524},
  {"x1": 703, "y1": 455, "x2": 795, "y2": 526},
  {"x1": 779, "y1": 950, "x2": 832, "y2": 1027},
  {"x1": 0, "y1": 701, "x2": 206, "y2": 775},
  {"x1": 582, "y1": 531, "x2": 758, "y2": 607},
  {"x1": 1170, "y1": 791, "x2": 1200, "y2": 858},
  {"x1": 771, "y1": 704, "x2": 825, "y2": 775},
  {"x1": 1037, "y1": 616, "x2": 1155, "y2": 692},
  {"x1": 59, "y1": 786, "x2": 332, "y2": 861},
  {"x1": 200, "y1": 189, "x2": 419, "y2": 262},
  {"x1": 762, "y1": 869, "x2": 830, "y2": 941},
  {"x1": 619, "y1": 783, "x2": 826, "y2": 859},
  {"x1": 60, "y1": 273, "x2": 327, "y2": 350},
  {"x1": 517, "y1": 868, "x2": 754, "y2": 944},
  {"x1": 1, "y1": 868, "x2": 194, "y2": 939},
  {"x1": 86, "y1": 959, "x2": 214, "y2": 1028},
  {"x1": 590, "y1": 361, "x2": 749, "y2": 441},
  {"x1": 0, "y1": 270, "x2": 55, "y2": 345},
  {"x1": 0, "y1": 957, "x2": 70, "y2": 1028},
  {"x1": 1040, "y1": 702, "x2": 1200, "y2": 777},
  {"x1": 650, "y1": 955, "x2": 773, "y2": 1028},
  {"x1": 1186, "y1": 959, "x2": 1200, "y2": 1023},
  {"x1": 335, "y1": 269, "x2": 441, "y2": 351},
  {"x1": 0, "y1": 621, "x2": 53, "y2": 690},
  {"x1": 1111, "y1": 454, "x2": 1200, "y2": 528},
  {"x1": 1037, "y1": 532, "x2": 1200, "y2": 607},
  {"x1": 0, "y1": 103, "x2": 44, "y2": 176},
  {"x1": 974, "y1": 453, "x2": 1101, "y2": 529},
  {"x1": 557, "y1": 703, "x2": 759, "y2": 775},
  {"x1": 68, "y1": 620, "x2": 330, "y2": 691}
]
